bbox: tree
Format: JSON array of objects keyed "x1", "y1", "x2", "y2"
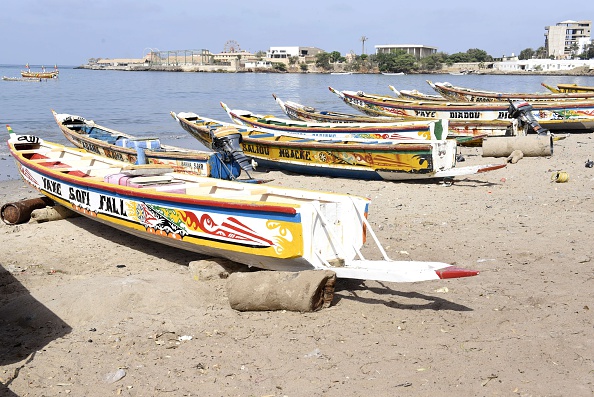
[
  {"x1": 518, "y1": 48, "x2": 535, "y2": 60},
  {"x1": 315, "y1": 52, "x2": 332, "y2": 70},
  {"x1": 418, "y1": 52, "x2": 448, "y2": 71},
  {"x1": 465, "y1": 48, "x2": 493, "y2": 62},
  {"x1": 535, "y1": 47, "x2": 547, "y2": 59},
  {"x1": 272, "y1": 62, "x2": 287, "y2": 72},
  {"x1": 578, "y1": 42, "x2": 594, "y2": 59},
  {"x1": 329, "y1": 51, "x2": 343, "y2": 63},
  {"x1": 299, "y1": 63, "x2": 309, "y2": 72},
  {"x1": 288, "y1": 56, "x2": 299, "y2": 65},
  {"x1": 375, "y1": 51, "x2": 416, "y2": 73}
]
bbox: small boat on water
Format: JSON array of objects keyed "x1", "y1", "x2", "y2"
[
  {"x1": 52, "y1": 110, "x2": 250, "y2": 180},
  {"x1": 221, "y1": 102, "x2": 448, "y2": 141},
  {"x1": 381, "y1": 72, "x2": 405, "y2": 76},
  {"x1": 429, "y1": 81, "x2": 594, "y2": 102},
  {"x1": 2, "y1": 76, "x2": 43, "y2": 82},
  {"x1": 272, "y1": 94, "x2": 517, "y2": 142},
  {"x1": 171, "y1": 111, "x2": 506, "y2": 181},
  {"x1": 389, "y1": 86, "x2": 446, "y2": 101},
  {"x1": 329, "y1": 86, "x2": 594, "y2": 131},
  {"x1": 21, "y1": 64, "x2": 59, "y2": 79},
  {"x1": 542, "y1": 83, "x2": 594, "y2": 93},
  {"x1": 7, "y1": 130, "x2": 478, "y2": 283}
]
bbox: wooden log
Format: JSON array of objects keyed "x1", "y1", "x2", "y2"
[
  {"x1": 1, "y1": 197, "x2": 55, "y2": 225},
  {"x1": 29, "y1": 206, "x2": 80, "y2": 223},
  {"x1": 226, "y1": 270, "x2": 336, "y2": 312},
  {"x1": 482, "y1": 135, "x2": 553, "y2": 158}
]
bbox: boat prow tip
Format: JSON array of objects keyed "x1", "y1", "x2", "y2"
[{"x1": 435, "y1": 266, "x2": 479, "y2": 279}]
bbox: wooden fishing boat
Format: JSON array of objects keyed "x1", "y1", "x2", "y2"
[
  {"x1": 329, "y1": 87, "x2": 594, "y2": 131},
  {"x1": 221, "y1": 102, "x2": 448, "y2": 141},
  {"x1": 542, "y1": 83, "x2": 594, "y2": 93},
  {"x1": 389, "y1": 86, "x2": 446, "y2": 101},
  {"x1": 273, "y1": 94, "x2": 518, "y2": 141},
  {"x1": 2, "y1": 76, "x2": 42, "y2": 82},
  {"x1": 428, "y1": 81, "x2": 594, "y2": 102},
  {"x1": 52, "y1": 110, "x2": 249, "y2": 180},
  {"x1": 171, "y1": 111, "x2": 506, "y2": 181},
  {"x1": 7, "y1": 130, "x2": 479, "y2": 283},
  {"x1": 21, "y1": 65, "x2": 59, "y2": 79}
]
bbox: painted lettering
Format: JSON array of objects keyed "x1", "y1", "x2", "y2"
[
  {"x1": 278, "y1": 148, "x2": 312, "y2": 161},
  {"x1": 414, "y1": 110, "x2": 436, "y2": 118},
  {"x1": 99, "y1": 195, "x2": 126, "y2": 216},
  {"x1": 68, "y1": 187, "x2": 90, "y2": 206},
  {"x1": 42, "y1": 177, "x2": 61, "y2": 195}
]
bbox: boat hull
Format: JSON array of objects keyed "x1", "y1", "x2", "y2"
[
  {"x1": 53, "y1": 111, "x2": 241, "y2": 180},
  {"x1": 330, "y1": 88, "x2": 594, "y2": 131},
  {"x1": 172, "y1": 112, "x2": 506, "y2": 181}
]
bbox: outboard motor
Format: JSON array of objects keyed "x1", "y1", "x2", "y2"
[
  {"x1": 508, "y1": 100, "x2": 550, "y2": 135},
  {"x1": 211, "y1": 126, "x2": 254, "y2": 179}
]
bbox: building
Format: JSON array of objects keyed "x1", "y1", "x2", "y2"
[
  {"x1": 494, "y1": 58, "x2": 594, "y2": 72},
  {"x1": 266, "y1": 46, "x2": 325, "y2": 64},
  {"x1": 545, "y1": 20, "x2": 592, "y2": 59},
  {"x1": 374, "y1": 44, "x2": 437, "y2": 59}
]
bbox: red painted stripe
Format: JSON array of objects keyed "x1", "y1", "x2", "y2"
[{"x1": 435, "y1": 267, "x2": 479, "y2": 279}]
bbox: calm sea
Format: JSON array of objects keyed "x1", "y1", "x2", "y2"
[{"x1": 1, "y1": 63, "x2": 593, "y2": 180}]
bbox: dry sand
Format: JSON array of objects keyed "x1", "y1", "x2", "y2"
[{"x1": 1, "y1": 137, "x2": 593, "y2": 397}]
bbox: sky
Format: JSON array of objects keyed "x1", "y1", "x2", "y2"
[{"x1": 1, "y1": 0, "x2": 593, "y2": 66}]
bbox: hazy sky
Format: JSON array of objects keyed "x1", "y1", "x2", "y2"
[{"x1": 2, "y1": 0, "x2": 592, "y2": 66}]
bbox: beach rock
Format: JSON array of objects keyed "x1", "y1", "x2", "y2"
[{"x1": 188, "y1": 258, "x2": 247, "y2": 281}]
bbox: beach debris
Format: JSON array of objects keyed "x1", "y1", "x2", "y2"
[
  {"x1": 304, "y1": 348, "x2": 322, "y2": 358},
  {"x1": 29, "y1": 205, "x2": 80, "y2": 223},
  {"x1": 1, "y1": 196, "x2": 54, "y2": 225},
  {"x1": 585, "y1": 159, "x2": 593, "y2": 168},
  {"x1": 551, "y1": 171, "x2": 569, "y2": 183},
  {"x1": 105, "y1": 369, "x2": 126, "y2": 384},
  {"x1": 506, "y1": 150, "x2": 524, "y2": 164},
  {"x1": 226, "y1": 270, "x2": 336, "y2": 312}
]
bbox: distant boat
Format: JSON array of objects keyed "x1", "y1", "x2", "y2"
[
  {"x1": 21, "y1": 64, "x2": 59, "y2": 79},
  {"x1": 330, "y1": 72, "x2": 352, "y2": 75},
  {"x1": 2, "y1": 76, "x2": 42, "y2": 82},
  {"x1": 382, "y1": 72, "x2": 405, "y2": 76}
]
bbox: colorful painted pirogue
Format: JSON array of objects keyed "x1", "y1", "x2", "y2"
[
  {"x1": 171, "y1": 111, "x2": 506, "y2": 181},
  {"x1": 428, "y1": 81, "x2": 594, "y2": 102},
  {"x1": 542, "y1": 83, "x2": 594, "y2": 93},
  {"x1": 52, "y1": 110, "x2": 247, "y2": 180},
  {"x1": 272, "y1": 94, "x2": 518, "y2": 141},
  {"x1": 21, "y1": 64, "x2": 59, "y2": 79},
  {"x1": 329, "y1": 87, "x2": 594, "y2": 131},
  {"x1": 221, "y1": 102, "x2": 448, "y2": 141},
  {"x1": 6, "y1": 130, "x2": 479, "y2": 283}
]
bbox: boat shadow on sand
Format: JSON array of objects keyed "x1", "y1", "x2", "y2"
[
  {"x1": 334, "y1": 279, "x2": 474, "y2": 311},
  {"x1": 0, "y1": 265, "x2": 72, "y2": 395}
]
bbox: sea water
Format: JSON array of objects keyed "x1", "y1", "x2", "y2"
[{"x1": 1, "y1": 63, "x2": 593, "y2": 180}]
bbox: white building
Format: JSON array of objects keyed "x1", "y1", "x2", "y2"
[
  {"x1": 266, "y1": 46, "x2": 324, "y2": 63},
  {"x1": 494, "y1": 58, "x2": 594, "y2": 72},
  {"x1": 545, "y1": 20, "x2": 592, "y2": 59},
  {"x1": 374, "y1": 44, "x2": 437, "y2": 59}
]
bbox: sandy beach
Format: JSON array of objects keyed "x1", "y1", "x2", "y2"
[{"x1": 1, "y1": 136, "x2": 593, "y2": 396}]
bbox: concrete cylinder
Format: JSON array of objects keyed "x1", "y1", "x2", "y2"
[
  {"x1": 1, "y1": 196, "x2": 54, "y2": 225},
  {"x1": 482, "y1": 135, "x2": 553, "y2": 158},
  {"x1": 226, "y1": 270, "x2": 336, "y2": 312}
]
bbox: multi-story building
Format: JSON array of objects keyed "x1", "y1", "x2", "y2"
[
  {"x1": 545, "y1": 20, "x2": 592, "y2": 59},
  {"x1": 374, "y1": 44, "x2": 437, "y2": 59},
  {"x1": 266, "y1": 46, "x2": 325, "y2": 64}
]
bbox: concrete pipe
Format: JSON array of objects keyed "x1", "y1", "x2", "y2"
[{"x1": 482, "y1": 134, "x2": 553, "y2": 158}]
